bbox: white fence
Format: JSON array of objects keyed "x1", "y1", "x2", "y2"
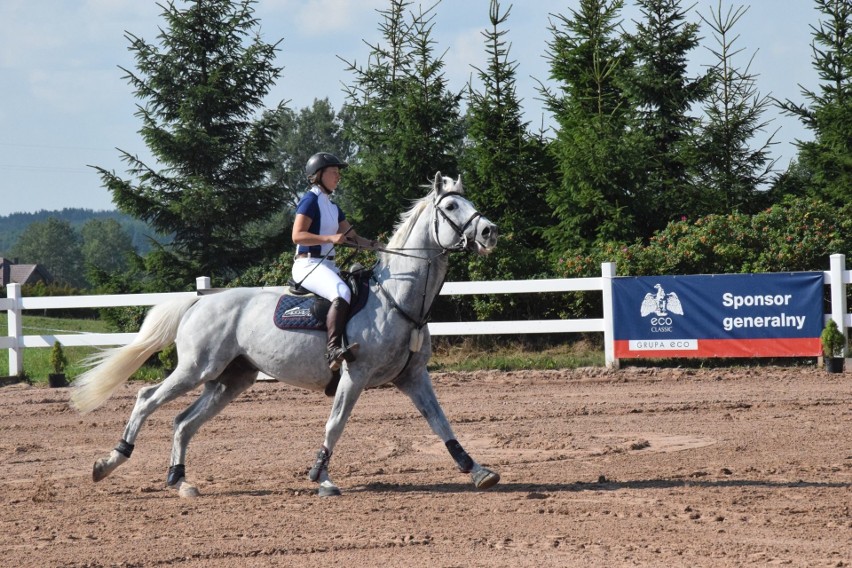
[
  {"x1": 4, "y1": 255, "x2": 851, "y2": 378},
  {"x1": 2, "y1": 264, "x2": 618, "y2": 377}
]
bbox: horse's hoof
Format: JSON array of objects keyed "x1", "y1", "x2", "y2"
[
  {"x1": 92, "y1": 456, "x2": 117, "y2": 482},
  {"x1": 317, "y1": 481, "x2": 341, "y2": 497},
  {"x1": 92, "y1": 459, "x2": 108, "y2": 482},
  {"x1": 472, "y1": 467, "x2": 500, "y2": 490},
  {"x1": 92, "y1": 450, "x2": 128, "y2": 482},
  {"x1": 177, "y1": 481, "x2": 200, "y2": 498}
]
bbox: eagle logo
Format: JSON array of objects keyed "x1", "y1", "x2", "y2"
[{"x1": 640, "y1": 284, "x2": 684, "y2": 317}]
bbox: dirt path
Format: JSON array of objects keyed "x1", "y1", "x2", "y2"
[{"x1": 1, "y1": 366, "x2": 850, "y2": 567}]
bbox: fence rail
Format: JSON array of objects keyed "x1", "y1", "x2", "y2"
[
  {"x1": 3, "y1": 266, "x2": 617, "y2": 377},
  {"x1": 5, "y1": 255, "x2": 851, "y2": 378}
]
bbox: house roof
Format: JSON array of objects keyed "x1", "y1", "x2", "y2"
[
  {"x1": 0, "y1": 258, "x2": 51, "y2": 286},
  {"x1": 11, "y1": 264, "x2": 49, "y2": 285}
]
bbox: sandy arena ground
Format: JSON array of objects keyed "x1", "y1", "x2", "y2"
[{"x1": 1, "y1": 366, "x2": 850, "y2": 567}]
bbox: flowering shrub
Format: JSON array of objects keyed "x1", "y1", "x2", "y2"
[
  {"x1": 556, "y1": 197, "x2": 852, "y2": 318},
  {"x1": 558, "y1": 197, "x2": 852, "y2": 278}
]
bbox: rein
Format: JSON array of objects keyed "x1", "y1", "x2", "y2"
[
  {"x1": 370, "y1": 258, "x2": 445, "y2": 330},
  {"x1": 339, "y1": 192, "x2": 480, "y2": 262}
]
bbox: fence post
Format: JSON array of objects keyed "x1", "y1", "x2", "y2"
[
  {"x1": 601, "y1": 262, "x2": 618, "y2": 369},
  {"x1": 7, "y1": 283, "x2": 23, "y2": 377},
  {"x1": 829, "y1": 254, "x2": 848, "y2": 356},
  {"x1": 196, "y1": 276, "x2": 211, "y2": 291}
]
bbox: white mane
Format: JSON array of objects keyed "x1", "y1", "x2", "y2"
[
  {"x1": 386, "y1": 176, "x2": 463, "y2": 250},
  {"x1": 387, "y1": 192, "x2": 432, "y2": 250}
]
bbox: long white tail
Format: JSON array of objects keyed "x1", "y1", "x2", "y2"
[{"x1": 70, "y1": 296, "x2": 201, "y2": 414}]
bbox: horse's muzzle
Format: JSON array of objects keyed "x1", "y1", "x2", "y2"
[{"x1": 472, "y1": 219, "x2": 498, "y2": 255}]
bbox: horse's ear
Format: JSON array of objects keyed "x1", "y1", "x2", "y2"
[
  {"x1": 455, "y1": 175, "x2": 464, "y2": 194},
  {"x1": 432, "y1": 171, "x2": 443, "y2": 194}
]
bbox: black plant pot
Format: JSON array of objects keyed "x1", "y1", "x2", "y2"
[
  {"x1": 48, "y1": 373, "x2": 67, "y2": 388},
  {"x1": 825, "y1": 358, "x2": 844, "y2": 373}
]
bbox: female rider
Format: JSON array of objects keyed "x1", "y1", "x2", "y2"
[{"x1": 291, "y1": 152, "x2": 378, "y2": 370}]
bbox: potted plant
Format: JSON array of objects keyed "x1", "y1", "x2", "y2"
[
  {"x1": 820, "y1": 319, "x2": 846, "y2": 373},
  {"x1": 48, "y1": 340, "x2": 68, "y2": 387}
]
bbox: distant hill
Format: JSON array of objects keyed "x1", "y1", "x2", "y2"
[{"x1": 0, "y1": 209, "x2": 169, "y2": 256}]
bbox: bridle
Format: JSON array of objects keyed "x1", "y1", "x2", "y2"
[
  {"x1": 351, "y1": 191, "x2": 483, "y2": 260},
  {"x1": 432, "y1": 191, "x2": 483, "y2": 253},
  {"x1": 372, "y1": 191, "x2": 485, "y2": 333}
]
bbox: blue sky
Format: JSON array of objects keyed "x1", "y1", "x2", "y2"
[{"x1": 0, "y1": 0, "x2": 821, "y2": 216}]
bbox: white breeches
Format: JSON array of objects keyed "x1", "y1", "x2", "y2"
[{"x1": 292, "y1": 258, "x2": 351, "y2": 303}]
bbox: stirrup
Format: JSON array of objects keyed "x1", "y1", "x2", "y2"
[{"x1": 327, "y1": 343, "x2": 360, "y2": 370}]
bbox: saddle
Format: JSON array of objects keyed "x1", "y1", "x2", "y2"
[{"x1": 273, "y1": 265, "x2": 372, "y2": 331}]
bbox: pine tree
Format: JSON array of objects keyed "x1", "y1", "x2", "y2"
[
  {"x1": 543, "y1": 0, "x2": 639, "y2": 253},
  {"x1": 778, "y1": 0, "x2": 852, "y2": 204},
  {"x1": 458, "y1": 0, "x2": 556, "y2": 319},
  {"x1": 695, "y1": 1, "x2": 776, "y2": 214},
  {"x1": 625, "y1": 0, "x2": 711, "y2": 237},
  {"x1": 340, "y1": 0, "x2": 464, "y2": 239},
  {"x1": 93, "y1": 0, "x2": 286, "y2": 286}
]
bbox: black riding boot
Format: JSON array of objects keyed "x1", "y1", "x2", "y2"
[{"x1": 326, "y1": 298, "x2": 359, "y2": 370}]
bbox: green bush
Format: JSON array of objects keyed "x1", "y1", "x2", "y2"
[
  {"x1": 559, "y1": 197, "x2": 852, "y2": 278},
  {"x1": 556, "y1": 196, "x2": 852, "y2": 318},
  {"x1": 158, "y1": 343, "x2": 177, "y2": 370},
  {"x1": 230, "y1": 252, "x2": 293, "y2": 287},
  {"x1": 50, "y1": 341, "x2": 67, "y2": 374},
  {"x1": 821, "y1": 319, "x2": 846, "y2": 357}
]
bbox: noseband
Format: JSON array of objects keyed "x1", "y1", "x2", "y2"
[{"x1": 433, "y1": 191, "x2": 482, "y2": 253}]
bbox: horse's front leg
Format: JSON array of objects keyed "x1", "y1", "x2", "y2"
[
  {"x1": 309, "y1": 370, "x2": 365, "y2": 497},
  {"x1": 394, "y1": 366, "x2": 500, "y2": 490}
]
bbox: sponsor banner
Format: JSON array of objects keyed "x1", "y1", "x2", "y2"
[{"x1": 613, "y1": 272, "x2": 824, "y2": 358}]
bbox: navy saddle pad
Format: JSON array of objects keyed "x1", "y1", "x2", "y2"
[
  {"x1": 273, "y1": 270, "x2": 372, "y2": 331},
  {"x1": 273, "y1": 295, "x2": 326, "y2": 330}
]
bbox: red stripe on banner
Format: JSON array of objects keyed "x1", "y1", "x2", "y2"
[{"x1": 615, "y1": 338, "x2": 821, "y2": 358}]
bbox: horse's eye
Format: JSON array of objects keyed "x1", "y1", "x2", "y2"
[{"x1": 445, "y1": 202, "x2": 457, "y2": 211}]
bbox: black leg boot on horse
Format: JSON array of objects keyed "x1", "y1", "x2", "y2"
[{"x1": 326, "y1": 298, "x2": 359, "y2": 370}]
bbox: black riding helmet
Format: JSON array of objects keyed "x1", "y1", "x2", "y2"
[{"x1": 305, "y1": 152, "x2": 348, "y2": 180}]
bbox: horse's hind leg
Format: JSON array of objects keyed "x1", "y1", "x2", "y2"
[
  {"x1": 93, "y1": 354, "x2": 231, "y2": 483},
  {"x1": 167, "y1": 357, "x2": 258, "y2": 497},
  {"x1": 92, "y1": 383, "x2": 160, "y2": 482}
]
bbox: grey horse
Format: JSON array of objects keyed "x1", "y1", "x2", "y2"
[{"x1": 71, "y1": 173, "x2": 500, "y2": 497}]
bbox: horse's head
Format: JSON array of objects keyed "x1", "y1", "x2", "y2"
[{"x1": 431, "y1": 172, "x2": 498, "y2": 255}]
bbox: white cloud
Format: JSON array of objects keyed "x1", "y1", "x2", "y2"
[{"x1": 254, "y1": 0, "x2": 385, "y2": 36}]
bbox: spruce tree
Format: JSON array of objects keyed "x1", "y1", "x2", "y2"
[
  {"x1": 778, "y1": 0, "x2": 852, "y2": 204},
  {"x1": 543, "y1": 0, "x2": 638, "y2": 253},
  {"x1": 695, "y1": 1, "x2": 776, "y2": 214},
  {"x1": 93, "y1": 0, "x2": 286, "y2": 286},
  {"x1": 625, "y1": 0, "x2": 711, "y2": 237},
  {"x1": 460, "y1": 0, "x2": 556, "y2": 319},
  {"x1": 340, "y1": 0, "x2": 464, "y2": 239}
]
